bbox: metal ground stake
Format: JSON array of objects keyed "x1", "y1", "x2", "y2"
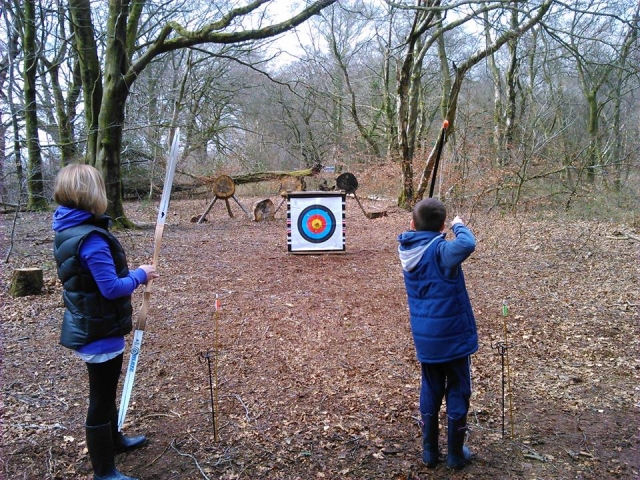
[
  {"x1": 493, "y1": 300, "x2": 514, "y2": 438},
  {"x1": 200, "y1": 349, "x2": 217, "y2": 441},
  {"x1": 199, "y1": 297, "x2": 220, "y2": 443},
  {"x1": 214, "y1": 295, "x2": 220, "y2": 442}
]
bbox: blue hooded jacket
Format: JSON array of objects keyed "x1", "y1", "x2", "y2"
[{"x1": 397, "y1": 224, "x2": 478, "y2": 363}]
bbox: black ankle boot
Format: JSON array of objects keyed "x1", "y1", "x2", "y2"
[
  {"x1": 420, "y1": 413, "x2": 439, "y2": 468},
  {"x1": 110, "y1": 407, "x2": 147, "y2": 453},
  {"x1": 85, "y1": 423, "x2": 138, "y2": 480},
  {"x1": 447, "y1": 417, "x2": 471, "y2": 470},
  {"x1": 113, "y1": 431, "x2": 146, "y2": 453}
]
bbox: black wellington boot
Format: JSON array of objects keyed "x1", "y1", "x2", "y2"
[
  {"x1": 110, "y1": 407, "x2": 147, "y2": 453},
  {"x1": 446, "y1": 417, "x2": 471, "y2": 470},
  {"x1": 86, "y1": 423, "x2": 138, "y2": 480},
  {"x1": 420, "y1": 413, "x2": 439, "y2": 468}
]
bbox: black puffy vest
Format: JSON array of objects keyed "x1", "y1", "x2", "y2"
[{"x1": 54, "y1": 216, "x2": 133, "y2": 349}]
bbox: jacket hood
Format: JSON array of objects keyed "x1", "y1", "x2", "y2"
[
  {"x1": 52, "y1": 206, "x2": 93, "y2": 232},
  {"x1": 397, "y1": 230, "x2": 444, "y2": 272}
]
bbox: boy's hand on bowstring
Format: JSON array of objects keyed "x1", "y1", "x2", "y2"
[{"x1": 450, "y1": 215, "x2": 465, "y2": 228}]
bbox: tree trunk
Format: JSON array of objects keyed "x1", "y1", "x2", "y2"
[
  {"x1": 504, "y1": 7, "x2": 519, "y2": 161},
  {"x1": 5, "y1": 13, "x2": 23, "y2": 201},
  {"x1": 382, "y1": 7, "x2": 398, "y2": 158},
  {"x1": 68, "y1": 0, "x2": 103, "y2": 165},
  {"x1": 585, "y1": 90, "x2": 599, "y2": 182},
  {"x1": 610, "y1": 11, "x2": 637, "y2": 191},
  {"x1": 396, "y1": 37, "x2": 417, "y2": 209},
  {"x1": 23, "y1": 0, "x2": 47, "y2": 210},
  {"x1": 485, "y1": 10, "x2": 506, "y2": 167},
  {"x1": 49, "y1": 63, "x2": 78, "y2": 165},
  {"x1": 0, "y1": 36, "x2": 10, "y2": 200},
  {"x1": 436, "y1": 10, "x2": 451, "y2": 122},
  {"x1": 38, "y1": 0, "x2": 83, "y2": 168},
  {"x1": 96, "y1": 0, "x2": 132, "y2": 226}
]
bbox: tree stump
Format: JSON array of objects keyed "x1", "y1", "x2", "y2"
[
  {"x1": 9, "y1": 268, "x2": 44, "y2": 297},
  {"x1": 278, "y1": 176, "x2": 306, "y2": 197},
  {"x1": 253, "y1": 199, "x2": 276, "y2": 222}
]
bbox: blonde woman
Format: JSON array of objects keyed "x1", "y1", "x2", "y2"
[{"x1": 52, "y1": 164, "x2": 158, "y2": 480}]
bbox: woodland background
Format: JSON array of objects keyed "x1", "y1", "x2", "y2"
[{"x1": 0, "y1": 0, "x2": 638, "y2": 218}]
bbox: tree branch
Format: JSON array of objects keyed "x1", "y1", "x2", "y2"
[{"x1": 127, "y1": 0, "x2": 337, "y2": 83}]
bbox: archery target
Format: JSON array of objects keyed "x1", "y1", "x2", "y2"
[{"x1": 288, "y1": 192, "x2": 345, "y2": 253}]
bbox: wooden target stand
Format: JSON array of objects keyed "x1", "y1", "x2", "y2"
[
  {"x1": 196, "y1": 175, "x2": 250, "y2": 223},
  {"x1": 336, "y1": 172, "x2": 387, "y2": 219}
]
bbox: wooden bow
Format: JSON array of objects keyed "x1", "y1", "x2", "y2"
[
  {"x1": 118, "y1": 129, "x2": 180, "y2": 431},
  {"x1": 429, "y1": 119, "x2": 449, "y2": 198}
]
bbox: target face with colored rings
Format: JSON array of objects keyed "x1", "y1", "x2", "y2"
[
  {"x1": 297, "y1": 205, "x2": 336, "y2": 243},
  {"x1": 287, "y1": 192, "x2": 345, "y2": 253}
]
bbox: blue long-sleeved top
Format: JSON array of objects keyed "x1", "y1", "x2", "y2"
[{"x1": 398, "y1": 224, "x2": 478, "y2": 363}]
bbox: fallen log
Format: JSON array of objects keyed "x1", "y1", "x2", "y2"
[
  {"x1": 180, "y1": 164, "x2": 322, "y2": 188},
  {"x1": 231, "y1": 167, "x2": 318, "y2": 185},
  {"x1": 147, "y1": 165, "x2": 322, "y2": 200}
]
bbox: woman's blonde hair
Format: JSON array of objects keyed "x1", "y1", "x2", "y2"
[{"x1": 53, "y1": 164, "x2": 109, "y2": 215}]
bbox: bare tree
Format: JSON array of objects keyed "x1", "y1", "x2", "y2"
[
  {"x1": 39, "y1": 1, "x2": 82, "y2": 166},
  {"x1": 386, "y1": 0, "x2": 553, "y2": 207},
  {"x1": 65, "y1": 0, "x2": 337, "y2": 226},
  {"x1": 323, "y1": 1, "x2": 383, "y2": 157},
  {"x1": 542, "y1": 0, "x2": 640, "y2": 184},
  {"x1": 484, "y1": 4, "x2": 521, "y2": 167}
]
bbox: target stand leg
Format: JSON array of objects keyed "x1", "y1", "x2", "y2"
[
  {"x1": 224, "y1": 199, "x2": 233, "y2": 218},
  {"x1": 274, "y1": 197, "x2": 286, "y2": 215},
  {"x1": 232, "y1": 195, "x2": 251, "y2": 218},
  {"x1": 352, "y1": 193, "x2": 372, "y2": 219},
  {"x1": 197, "y1": 197, "x2": 218, "y2": 224}
]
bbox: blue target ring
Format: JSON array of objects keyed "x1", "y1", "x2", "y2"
[{"x1": 297, "y1": 205, "x2": 336, "y2": 243}]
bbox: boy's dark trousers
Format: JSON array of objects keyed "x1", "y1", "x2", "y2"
[{"x1": 419, "y1": 356, "x2": 472, "y2": 468}]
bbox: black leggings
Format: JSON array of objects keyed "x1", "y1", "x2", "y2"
[{"x1": 85, "y1": 354, "x2": 123, "y2": 427}]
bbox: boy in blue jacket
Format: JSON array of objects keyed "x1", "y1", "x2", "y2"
[{"x1": 397, "y1": 198, "x2": 477, "y2": 470}]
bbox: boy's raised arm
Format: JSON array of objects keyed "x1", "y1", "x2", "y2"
[{"x1": 440, "y1": 218, "x2": 476, "y2": 268}]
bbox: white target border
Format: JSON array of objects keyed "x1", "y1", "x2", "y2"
[{"x1": 287, "y1": 191, "x2": 346, "y2": 253}]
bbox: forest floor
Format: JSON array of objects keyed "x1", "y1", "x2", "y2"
[{"x1": 1, "y1": 180, "x2": 639, "y2": 479}]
